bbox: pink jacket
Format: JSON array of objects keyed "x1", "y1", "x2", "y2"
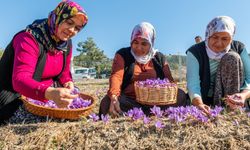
[{"x1": 12, "y1": 32, "x2": 73, "y2": 102}]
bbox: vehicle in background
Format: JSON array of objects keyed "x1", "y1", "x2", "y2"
[{"x1": 72, "y1": 67, "x2": 96, "y2": 80}]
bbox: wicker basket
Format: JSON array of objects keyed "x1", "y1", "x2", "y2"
[
  {"x1": 21, "y1": 93, "x2": 96, "y2": 120},
  {"x1": 134, "y1": 83, "x2": 178, "y2": 105}
]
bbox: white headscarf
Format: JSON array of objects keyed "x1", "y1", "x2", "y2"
[
  {"x1": 205, "y1": 16, "x2": 236, "y2": 60},
  {"x1": 130, "y1": 22, "x2": 158, "y2": 64}
]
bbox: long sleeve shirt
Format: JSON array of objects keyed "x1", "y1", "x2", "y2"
[
  {"x1": 187, "y1": 48, "x2": 250, "y2": 102},
  {"x1": 12, "y1": 32, "x2": 72, "y2": 102},
  {"x1": 108, "y1": 53, "x2": 174, "y2": 99}
]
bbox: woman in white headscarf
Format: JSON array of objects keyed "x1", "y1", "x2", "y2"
[
  {"x1": 99, "y1": 22, "x2": 187, "y2": 117},
  {"x1": 186, "y1": 16, "x2": 250, "y2": 114}
]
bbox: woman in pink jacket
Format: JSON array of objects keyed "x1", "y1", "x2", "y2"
[{"x1": 0, "y1": 0, "x2": 88, "y2": 122}]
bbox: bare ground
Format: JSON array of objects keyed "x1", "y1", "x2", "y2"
[{"x1": 0, "y1": 79, "x2": 250, "y2": 150}]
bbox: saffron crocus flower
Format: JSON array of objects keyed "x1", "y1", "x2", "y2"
[
  {"x1": 155, "y1": 120, "x2": 165, "y2": 129},
  {"x1": 126, "y1": 107, "x2": 144, "y2": 121},
  {"x1": 44, "y1": 100, "x2": 58, "y2": 108},
  {"x1": 247, "y1": 113, "x2": 250, "y2": 118},
  {"x1": 101, "y1": 114, "x2": 109, "y2": 124},
  {"x1": 136, "y1": 78, "x2": 175, "y2": 88},
  {"x1": 143, "y1": 115, "x2": 151, "y2": 124},
  {"x1": 68, "y1": 98, "x2": 91, "y2": 109},
  {"x1": 150, "y1": 106, "x2": 163, "y2": 118},
  {"x1": 233, "y1": 119, "x2": 239, "y2": 126},
  {"x1": 71, "y1": 87, "x2": 80, "y2": 95},
  {"x1": 89, "y1": 113, "x2": 99, "y2": 122},
  {"x1": 210, "y1": 106, "x2": 223, "y2": 118},
  {"x1": 27, "y1": 98, "x2": 45, "y2": 106}
]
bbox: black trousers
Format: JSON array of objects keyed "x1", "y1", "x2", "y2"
[
  {"x1": 0, "y1": 89, "x2": 22, "y2": 123},
  {"x1": 99, "y1": 88, "x2": 189, "y2": 117}
]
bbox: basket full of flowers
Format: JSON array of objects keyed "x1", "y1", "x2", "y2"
[
  {"x1": 21, "y1": 88, "x2": 96, "y2": 120},
  {"x1": 134, "y1": 78, "x2": 178, "y2": 105}
]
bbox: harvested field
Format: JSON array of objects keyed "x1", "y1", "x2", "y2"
[{"x1": 1, "y1": 79, "x2": 250, "y2": 150}]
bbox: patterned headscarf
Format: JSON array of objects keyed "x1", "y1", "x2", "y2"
[
  {"x1": 130, "y1": 22, "x2": 158, "y2": 64},
  {"x1": 26, "y1": 0, "x2": 88, "y2": 51},
  {"x1": 205, "y1": 16, "x2": 236, "y2": 60}
]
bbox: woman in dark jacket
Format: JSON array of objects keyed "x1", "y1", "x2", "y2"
[
  {"x1": 186, "y1": 16, "x2": 250, "y2": 114},
  {"x1": 99, "y1": 22, "x2": 187, "y2": 117}
]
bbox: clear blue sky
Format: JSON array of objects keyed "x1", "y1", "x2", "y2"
[{"x1": 1, "y1": 0, "x2": 250, "y2": 58}]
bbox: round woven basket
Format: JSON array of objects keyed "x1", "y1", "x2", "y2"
[
  {"x1": 21, "y1": 93, "x2": 96, "y2": 120},
  {"x1": 135, "y1": 83, "x2": 178, "y2": 106}
]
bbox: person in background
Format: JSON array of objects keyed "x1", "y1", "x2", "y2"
[
  {"x1": 186, "y1": 16, "x2": 250, "y2": 114},
  {"x1": 99, "y1": 22, "x2": 187, "y2": 117},
  {"x1": 0, "y1": 0, "x2": 88, "y2": 122},
  {"x1": 195, "y1": 36, "x2": 202, "y2": 44}
]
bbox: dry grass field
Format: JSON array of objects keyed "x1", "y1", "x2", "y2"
[{"x1": 0, "y1": 79, "x2": 250, "y2": 150}]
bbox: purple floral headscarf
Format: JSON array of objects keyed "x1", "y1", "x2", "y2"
[
  {"x1": 48, "y1": 0, "x2": 88, "y2": 42},
  {"x1": 26, "y1": 0, "x2": 88, "y2": 51}
]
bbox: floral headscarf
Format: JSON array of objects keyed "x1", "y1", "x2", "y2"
[
  {"x1": 26, "y1": 0, "x2": 88, "y2": 52},
  {"x1": 130, "y1": 22, "x2": 158, "y2": 64},
  {"x1": 205, "y1": 16, "x2": 236, "y2": 60}
]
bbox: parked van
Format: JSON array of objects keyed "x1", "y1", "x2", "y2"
[{"x1": 73, "y1": 67, "x2": 96, "y2": 80}]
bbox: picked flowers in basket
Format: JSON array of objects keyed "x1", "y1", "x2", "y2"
[
  {"x1": 135, "y1": 78, "x2": 177, "y2": 88},
  {"x1": 27, "y1": 88, "x2": 92, "y2": 109},
  {"x1": 134, "y1": 78, "x2": 178, "y2": 105}
]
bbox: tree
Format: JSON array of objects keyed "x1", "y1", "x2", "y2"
[
  {"x1": 74, "y1": 37, "x2": 112, "y2": 77},
  {"x1": 0, "y1": 48, "x2": 4, "y2": 59}
]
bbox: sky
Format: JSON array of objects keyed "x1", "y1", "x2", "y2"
[{"x1": 1, "y1": 0, "x2": 250, "y2": 58}]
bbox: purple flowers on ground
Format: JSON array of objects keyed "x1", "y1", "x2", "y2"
[
  {"x1": 101, "y1": 114, "x2": 109, "y2": 124},
  {"x1": 210, "y1": 106, "x2": 224, "y2": 118},
  {"x1": 126, "y1": 107, "x2": 145, "y2": 121},
  {"x1": 89, "y1": 105, "x2": 225, "y2": 129},
  {"x1": 155, "y1": 120, "x2": 165, "y2": 129},
  {"x1": 150, "y1": 105, "x2": 164, "y2": 118},
  {"x1": 89, "y1": 113, "x2": 99, "y2": 122},
  {"x1": 248, "y1": 113, "x2": 250, "y2": 118},
  {"x1": 165, "y1": 106, "x2": 223, "y2": 123},
  {"x1": 143, "y1": 116, "x2": 151, "y2": 124}
]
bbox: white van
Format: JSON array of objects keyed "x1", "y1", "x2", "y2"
[{"x1": 73, "y1": 67, "x2": 96, "y2": 80}]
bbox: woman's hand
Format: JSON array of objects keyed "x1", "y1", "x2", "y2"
[
  {"x1": 225, "y1": 93, "x2": 246, "y2": 110},
  {"x1": 109, "y1": 95, "x2": 122, "y2": 117},
  {"x1": 192, "y1": 97, "x2": 211, "y2": 116},
  {"x1": 45, "y1": 87, "x2": 78, "y2": 108},
  {"x1": 63, "y1": 81, "x2": 74, "y2": 91}
]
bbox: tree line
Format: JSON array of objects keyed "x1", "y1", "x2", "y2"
[{"x1": 73, "y1": 37, "x2": 189, "y2": 78}]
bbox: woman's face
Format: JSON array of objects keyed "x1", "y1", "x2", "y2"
[
  {"x1": 131, "y1": 38, "x2": 151, "y2": 56},
  {"x1": 56, "y1": 14, "x2": 85, "y2": 41},
  {"x1": 208, "y1": 32, "x2": 232, "y2": 53}
]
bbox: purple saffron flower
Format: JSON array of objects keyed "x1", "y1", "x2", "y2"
[
  {"x1": 126, "y1": 107, "x2": 144, "y2": 121},
  {"x1": 71, "y1": 87, "x2": 80, "y2": 95},
  {"x1": 101, "y1": 114, "x2": 109, "y2": 124},
  {"x1": 89, "y1": 113, "x2": 99, "y2": 122},
  {"x1": 27, "y1": 98, "x2": 45, "y2": 106},
  {"x1": 150, "y1": 106, "x2": 163, "y2": 118},
  {"x1": 155, "y1": 120, "x2": 165, "y2": 129},
  {"x1": 143, "y1": 115, "x2": 151, "y2": 124},
  {"x1": 210, "y1": 106, "x2": 223, "y2": 118},
  {"x1": 247, "y1": 113, "x2": 250, "y2": 118},
  {"x1": 126, "y1": 109, "x2": 134, "y2": 118},
  {"x1": 233, "y1": 119, "x2": 239, "y2": 126},
  {"x1": 44, "y1": 100, "x2": 58, "y2": 108}
]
